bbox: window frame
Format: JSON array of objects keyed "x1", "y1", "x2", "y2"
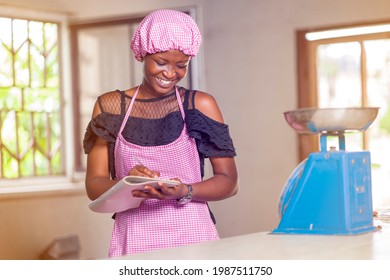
[
  {"x1": 0, "y1": 5, "x2": 80, "y2": 192},
  {"x1": 296, "y1": 19, "x2": 390, "y2": 161},
  {"x1": 69, "y1": 16, "x2": 144, "y2": 173}
]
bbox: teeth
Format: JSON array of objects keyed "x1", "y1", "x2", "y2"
[{"x1": 157, "y1": 77, "x2": 171, "y2": 84}]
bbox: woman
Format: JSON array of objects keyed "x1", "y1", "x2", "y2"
[{"x1": 83, "y1": 9, "x2": 238, "y2": 257}]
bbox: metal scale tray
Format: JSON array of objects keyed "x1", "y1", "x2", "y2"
[{"x1": 283, "y1": 107, "x2": 379, "y2": 135}]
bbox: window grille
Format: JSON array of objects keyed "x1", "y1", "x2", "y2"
[{"x1": 0, "y1": 17, "x2": 62, "y2": 179}]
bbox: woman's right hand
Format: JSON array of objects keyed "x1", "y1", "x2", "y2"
[{"x1": 128, "y1": 165, "x2": 160, "y2": 178}]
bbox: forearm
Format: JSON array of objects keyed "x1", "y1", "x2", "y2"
[
  {"x1": 190, "y1": 157, "x2": 238, "y2": 202},
  {"x1": 86, "y1": 176, "x2": 118, "y2": 201},
  {"x1": 85, "y1": 135, "x2": 116, "y2": 201},
  {"x1": 191, "y1": 173, "x2": 238, "y2": 202}
]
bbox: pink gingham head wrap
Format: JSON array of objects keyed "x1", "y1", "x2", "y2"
[{"x1": 131, "y1": 9, "x2": 202, "y2": 61}]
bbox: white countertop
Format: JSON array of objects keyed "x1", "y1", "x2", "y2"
[{"x1": 119, "y1": 222, "x2": 390, "y2": 260}]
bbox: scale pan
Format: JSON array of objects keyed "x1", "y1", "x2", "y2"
[{"x1": 284, "y1": 107, "x2": 379, "y2": 134}]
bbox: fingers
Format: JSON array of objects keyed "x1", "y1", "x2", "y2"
[
  {"x1": 131, "y1": 184, "x2": 163, "y2": 199},
  {"x1": 132, "y1": 182, "x2": 188, "y2": 201},
  {"x1": 129, "y1": 165, "x2": 160, "y2": 178}
]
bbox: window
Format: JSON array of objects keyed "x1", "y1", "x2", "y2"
[
  {"x1": 297, "y1": 22, "x2": 390, "y2": 209},
  {"x1": 0, "y1": 17, "x2": 62, "y2": 179}
]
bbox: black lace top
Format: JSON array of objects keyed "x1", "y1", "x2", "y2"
[{"x1": 83, "y1": 87, "x2": 236, "y2": 179}]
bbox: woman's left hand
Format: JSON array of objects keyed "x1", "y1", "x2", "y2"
[{"x1": 132, "y1": 178, "x2": 189, "y2": 200}]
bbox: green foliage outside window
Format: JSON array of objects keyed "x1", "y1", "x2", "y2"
[{"x1": 0, "y1": 17, "x2": 62, "y2": 179}]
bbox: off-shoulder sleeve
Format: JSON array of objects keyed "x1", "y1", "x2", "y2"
[
  {"x1": 83, "y1": 112, "x2": 122, "y2": 154},
  {"x1": 186, "y1": 109, "x2": 236, "y2": 158}
]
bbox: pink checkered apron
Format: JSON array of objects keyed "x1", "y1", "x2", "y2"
[{"x1": 109, "y1": 86, "x2": 219, "y2": 257}]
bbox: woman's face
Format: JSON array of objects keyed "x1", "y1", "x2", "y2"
[{"x1": 141, "y1": 50, "x2": 190, "y2": 97}]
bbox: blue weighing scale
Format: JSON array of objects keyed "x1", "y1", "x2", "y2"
[{"x1": 273, "y1": 107, "x2": 380, "y2": 235}]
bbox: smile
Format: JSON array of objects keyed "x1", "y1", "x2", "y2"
[{"x1": 156, "y1": 77, "x2": 173, "y2": 85}]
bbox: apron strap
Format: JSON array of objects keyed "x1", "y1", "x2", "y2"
[{"x1": 118, "y1": 86, "x2": 140, "y2": 134}]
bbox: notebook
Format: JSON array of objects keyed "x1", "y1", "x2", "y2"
[{"x1": 88, "y1": 176, "x2": 179, "y2": 213}]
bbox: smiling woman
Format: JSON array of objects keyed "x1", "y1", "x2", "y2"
[{"x1": 83, "y1": 9, "x2": 238, "y2": 257}]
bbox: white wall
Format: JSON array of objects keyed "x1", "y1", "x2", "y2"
[
  {"x1": 1, "y1": 0, "x2": 390, "y2": 259},
  {"x1": 0, "y1": 188, "x2": 113, "y2": 259}
]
